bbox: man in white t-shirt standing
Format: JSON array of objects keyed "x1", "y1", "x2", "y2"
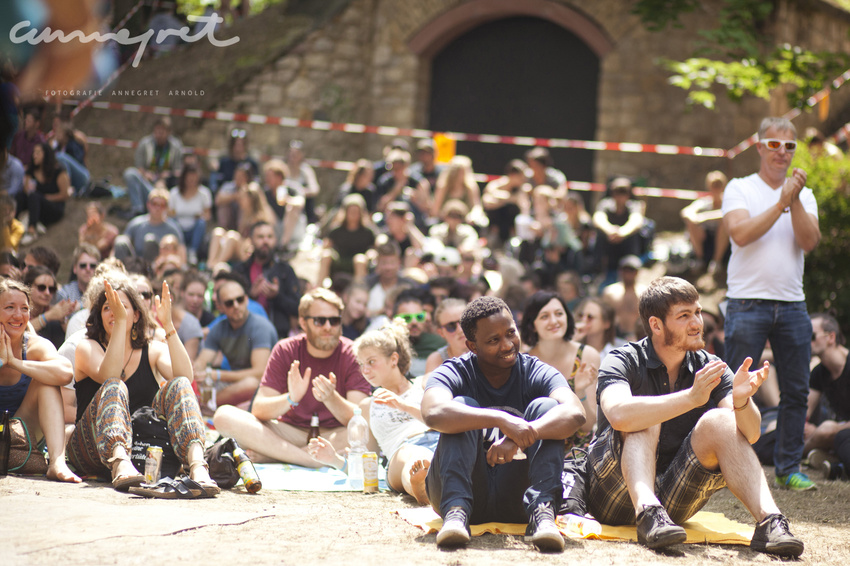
[{"x1": 722, "y1": 117, "x2": 821, "y2": 491}]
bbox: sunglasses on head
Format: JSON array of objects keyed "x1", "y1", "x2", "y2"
[
  {"x1": 223, "y1": 295, "x2": 247, "y2": 309},
  {"x1": 441, "y1": 320, "x2": 461, "y2": 333},
  {"x1": 78, "y1": 262, "x2": 98, "y2": 270},
  {"x1": 35, "y1": 284, "x2": 57, "y2": 294},
  {"x1": 760, "y1": 139, "x2": 797, "y2": 152},
  {"x1": 305, "y1": 316, "x2": 342, "y2": 327},
  {"x1": 395, "y1": 312, "x2": 426, "y2": 324},
  {"x1": 139, "y1": 291, "x2": 153, "y2": 300}
]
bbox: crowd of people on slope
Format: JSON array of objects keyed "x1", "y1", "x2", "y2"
[{"x1": 2, "y1": 106, "x2": 848, "y2": 558}]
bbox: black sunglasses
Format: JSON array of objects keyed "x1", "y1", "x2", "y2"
[
  {"x1": 78, "y1": 262, "x2": 98, "y2": 270},
  {"x1": 223, "y1": 295, "x2": 247, "y2": 309},
  {"x1": 305, "y1": 316, "x2": 342, "y2": 327},
  {"x1": 35, "y1": 284, "x2": 57, "y2": 294},
  {"x1": 140, "y1": 291, "x2": 153, "y2": 300},
  {"x1": 441, "y1": 320, "x2": 461, "y2": 333}
]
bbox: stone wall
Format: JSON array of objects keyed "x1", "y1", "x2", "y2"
[{"x1": 83, "y1": 0, "x2": 850, "y2": 227}]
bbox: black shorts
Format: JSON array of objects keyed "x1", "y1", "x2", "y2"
[{"x1": 586, "y1": 427, "x2": 726, "y2": 525}]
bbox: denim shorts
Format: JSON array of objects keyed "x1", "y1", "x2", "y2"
[{"x1": 403, "y1": 430, "x2": 440, "y2": 453}]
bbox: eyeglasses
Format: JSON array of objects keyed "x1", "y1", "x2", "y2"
[
  {"x1": 231, "y1": 129, "x2": 247, "y2": 138},
  {"x1": 148, "y1": 200, "x2": 168, "y2": 209},
  {"x1": 760, "y1": 139, "x2": 797, "y2": 152},
  {"x1": 441, "y1": 320, "x2": 461, "y2": 333},
  {"x1": 35, "y1": 284, "x2": 57, "y2": 294},
  {"x1": 78, "y1": 262, "x2": 98, "y2": 270},
  {"x1": 395, "y1": 312, "x2": 426, "y2": 324},
  {"x1": 222, "y1": 295, "x2": 247, "y2": 309},
  {"x1": 305, "y1": 316, "x2": 342, "y2": 327}
]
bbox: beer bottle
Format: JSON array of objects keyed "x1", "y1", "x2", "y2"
[
  {"x1": 308, "y1": 413, "x2": 320, "y2": 444},
  {"x1": 232, "y1": 443, "x2": 262, "y2": 494}
]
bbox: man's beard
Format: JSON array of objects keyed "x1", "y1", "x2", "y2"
[{"x1": 663, "y1": 326, "x2": 706, "y2": 351}]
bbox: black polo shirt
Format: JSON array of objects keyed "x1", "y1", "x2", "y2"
[{"x1": 596, "y1": 338, "x2": 733, "y2": 472}]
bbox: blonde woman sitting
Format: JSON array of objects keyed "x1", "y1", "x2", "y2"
[{"x1": 309, "y1": 321, "x2": 436, "y2": 504}]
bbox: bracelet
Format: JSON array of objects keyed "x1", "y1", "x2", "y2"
[
  {"x1": 579, "y1": 395, "x2": 587, "y2": 403},
  {"x1": 164, "y1": 329, "x2": 177, "y2": 340},
  {"x1": 734, "y1": 397, "x2": 750, "y2": 412},
  {"x1": 287, "y1": 393, "x2": 299, "y2": 407},
  {"x1": 216, "y1": 369, "x2": 221, "y2": 382},
  {"x1": 40, "y1": 314, "x2": 47, "y2": 327},
  {"x1": 0, "y1": 358, "x2": 4, "y2": 368}
]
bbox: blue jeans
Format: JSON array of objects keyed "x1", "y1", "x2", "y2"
[
  {"x1": 425, "y1": 396, "x2": 565, "y2": 523},
  {"x1": 56, "y1": 151, "x2": 90, "y2": 195},
  {"x1": 123, "y1": 167, "x2": 154, "y2": 214},
  {"x1": 723, "y1": 299, "x2": 811, "y2": 477},
  {"x1": 183, "y1": 218, "x2": 207, "y2": 255}
]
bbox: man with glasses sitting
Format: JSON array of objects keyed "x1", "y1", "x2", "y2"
[
  {"x1": 214, "y1": 288, "x2": 371, "y2": 466},
  {"x1": 114, "y1": 188, "x2": 185, "y2": 263},
  {"x1": 722, "y1": 116, "x2": 821, "y2": 491},
  {"x1": 194, "y1": 273, "x2": 278, "y2": 408},
  {"x1": 54, "y1": 243, "x2": 100, "y2": 313},
  {"x1": 393, "y1": 289, "x2": 446, "y2": 378}
]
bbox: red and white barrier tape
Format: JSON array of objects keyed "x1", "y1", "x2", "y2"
[
  {"x1": 726, "y1": 67, "x2": 850, "y2": 158},
  {"x1": 68, "y1": 100, "x2": 727, "y2": 157},
  {"x1": 84, "y1": 135, "x2": 707, "y2": 200}
]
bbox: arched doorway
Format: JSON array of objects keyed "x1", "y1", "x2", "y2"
[{"x1": 427, "y1": 16, "x2": 600, "y2": 183}]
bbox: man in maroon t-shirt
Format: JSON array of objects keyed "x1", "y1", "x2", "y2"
[{"x1": 214, "y1": 288, "x2": 370, "y2": 467}]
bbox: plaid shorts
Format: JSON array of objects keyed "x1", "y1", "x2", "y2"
[{"x1": 586, "y1": 427, "x2": 727, "y2": 526}]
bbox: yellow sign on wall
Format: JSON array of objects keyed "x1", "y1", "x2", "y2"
[{"x1": 433, "y1": 133, "x2": 456, "y2": 163}]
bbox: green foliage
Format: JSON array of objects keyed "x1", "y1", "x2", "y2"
[
  {"x1": 174, "y1": 0, "x2": 285, "y2": 17},
  {"x1": 633, "y1": 0, "x2": 850, "y2": 109},
  {"x1": 663, "y1": 47, "x2": 850, "y2": 109},
  {"x1": 792, "y1": 144, "x2": 850, "y2": 324}
]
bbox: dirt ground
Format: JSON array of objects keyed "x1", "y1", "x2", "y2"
[{"x1": 2, "y1": 462, "x2": 849, "y2": 566}]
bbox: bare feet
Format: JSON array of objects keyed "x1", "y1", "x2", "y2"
[
  {"x1": 408, "y1": 459, "x2": 430, "y2": 506},
  {"x1": 188, "y1": 461, "x2": 213, "y2": 485},
  {"x1": 46, "y1": 462, "x2": 82, "y2": 483}
]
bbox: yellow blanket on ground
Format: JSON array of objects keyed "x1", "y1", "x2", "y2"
[{"x1": 395, "y1": 507, "x2": 754, "y2": 544}]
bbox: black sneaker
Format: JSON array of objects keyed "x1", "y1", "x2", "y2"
[
  {"x1": 750, "y1": 513, "x2": 804, "y2": 557},
  {"x1": 436, "y1": 506, "x2": 471, "y2": 547},
  {"x1": 524, "y1": 501, "x2": 565, "y2": 552},
  {"x1": 636, "y1": 505, "x2": 687, "y2": 549}
]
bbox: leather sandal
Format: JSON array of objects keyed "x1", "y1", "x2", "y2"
[
  {"x1": 107, "y1": 454, "x2": 145, "y2": 492},
  {"x1": 188, "y1": 460, "x2": 221, "y2": 497},
  {"x1": 129, "y1": 476, "x2": 203, "y2": 499}
]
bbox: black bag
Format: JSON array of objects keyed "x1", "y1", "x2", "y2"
[
  {"x1": 131, "y1": 406, "x2": 180, "y2": 478},
  {"x1": 204, "y1": 437, "x2": 240, "y2": 489},
  {"x1": 559, "y1": 449, "x2": 590, "y2": 516}
]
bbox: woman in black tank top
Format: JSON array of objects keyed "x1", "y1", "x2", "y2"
[{"x1": 67, "y1": 272, "x2": 218, "y2": 495}]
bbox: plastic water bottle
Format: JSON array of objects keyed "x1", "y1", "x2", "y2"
[
  {"x1": 563, "y1": 513, "x2": 602, "y2": 537},
  {"x1": 347, "y1": 408, "x2": 369, "y2": 490}
]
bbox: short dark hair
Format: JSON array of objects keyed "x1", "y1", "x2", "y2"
[
  {"x1": 520, "y1": 291, "x2": 575, "y2": 347},
  {"x1": 27, "y1": 246, "x2": 61, "y2": 276},
  {"x1": 249, "y1": 220, "x2": 273, "y2": 238},
  {"x1": 812, "y1": 312, "x2": 846, "y2": 346},
  {"x1": 214, "y1": 271, "x2": 249, "y2": 301},
  {"x1": 639, "y1": 276, "x2": 700, "y2": 335},
  {"x1": 393, "y1": 288, "x2": 424, "y2": 315},
  {"x1": 461, "y1": 296, "x2": 510, "y2": 342}
]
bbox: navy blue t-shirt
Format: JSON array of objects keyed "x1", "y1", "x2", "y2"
[{"x1": 426, "y1": 352, "x2": 567, "y2": 447}]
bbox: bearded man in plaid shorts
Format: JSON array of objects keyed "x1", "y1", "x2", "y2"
[{"x1": 585, "y1": 276, "x2": 803, "y2": 556}]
